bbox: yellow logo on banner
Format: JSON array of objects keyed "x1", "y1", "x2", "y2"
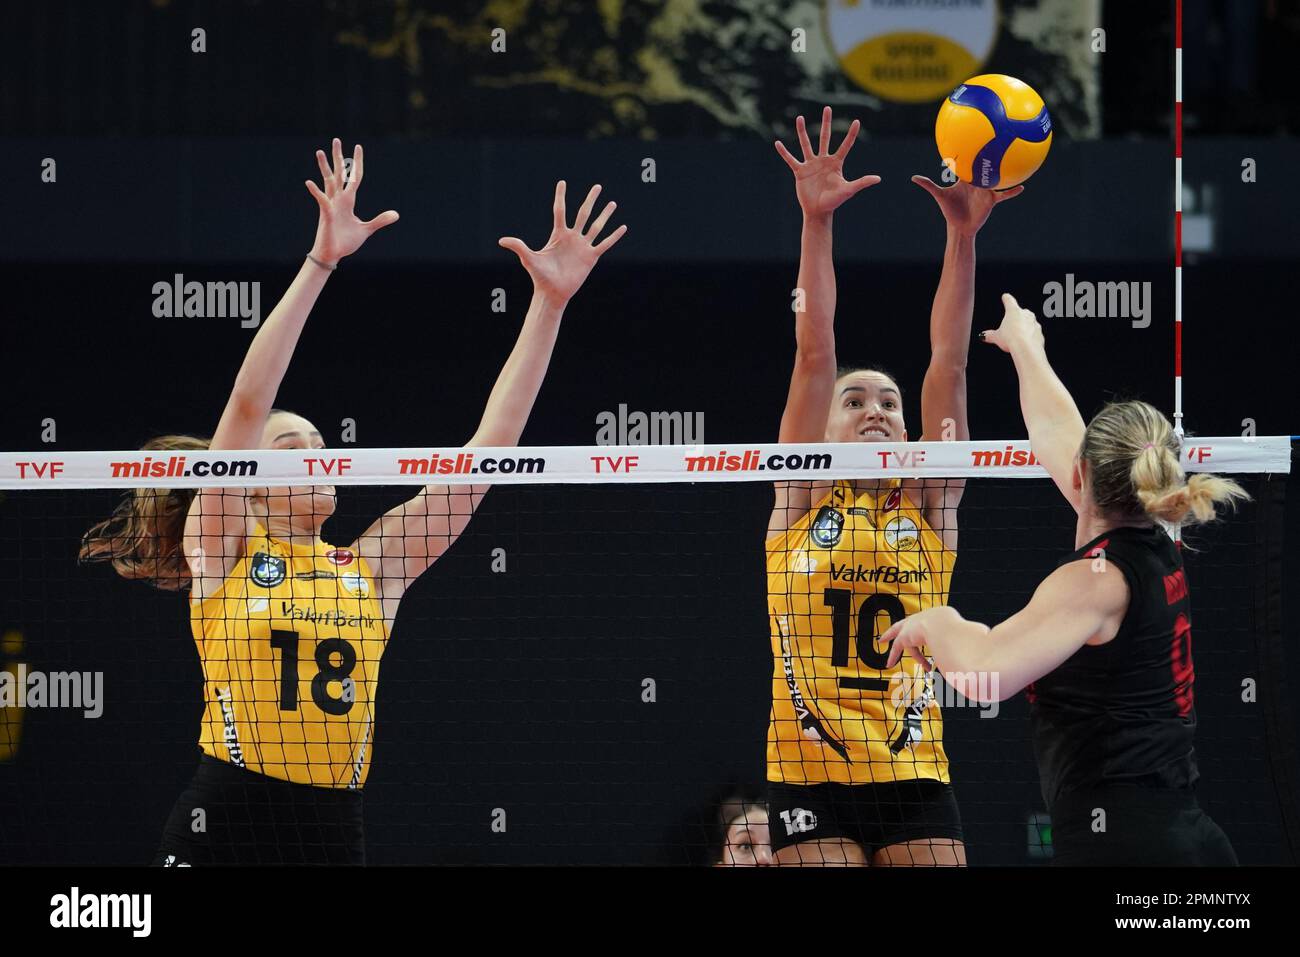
[{"x1": 827, "y1": 0, "x2": 1000, "y2": 103}]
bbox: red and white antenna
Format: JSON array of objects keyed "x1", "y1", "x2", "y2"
[{"x1": 1174, "y1": 0, "x2": 1184, "y2": 442}]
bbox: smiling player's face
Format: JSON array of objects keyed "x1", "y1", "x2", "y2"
[
  {"x1": 825, "y1": 371, "x2": 907, "y2": 444},
  {"x1": 259, "y1": 412, "x2": 336, "y2": 527}
]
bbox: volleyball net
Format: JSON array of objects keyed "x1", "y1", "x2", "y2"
[{"x1": 0, "y1": 436, "x2": 1293, "y2": 865}]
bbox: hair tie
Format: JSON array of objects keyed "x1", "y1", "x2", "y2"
[{"x1": 1142, "y1": 442, "x2": 1155, "y2": 450}]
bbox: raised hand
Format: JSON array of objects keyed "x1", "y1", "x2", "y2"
[
  {"x1": 912, "y1": 175, "x2": 1022, "y2": 237},
  {"x1": 498, "y1": 181, "x2": 627, "y2": 303},
  {"x1": 305, "y1": 138, "x2": 400, "y2": 265},
  {"x1": 774, "y1": 106, "x2": 880, "y2": 218},
  {"x1": 980, "y1": 293, "x2": 1045, "y2": 355}
]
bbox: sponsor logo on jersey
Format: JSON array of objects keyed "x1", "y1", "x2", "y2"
[
  {"x1": 339, "y1": 572, "x2": 370, "y2": 598},
  {"x1": 279, "y1": 601, "x2": 379, "y2": 631},
  {"x1": 882, "y1": 515, "x2": 920, "y2": 551},
  {"x1": 249, "y1": 552, "x2": 287, "y2": 587},
  {"x1": 215, "y1": 685, "x2": 245, "y2": 767},
  {"x1": 810, "y1": 506, "x2": 845, "y2": 548},
  {"x1": 295, "y1": 569, "x2": 337, "y2": 580},
  {"x1": 882, "y1": 487, "x2": 903, "y2": 512},
  {"x1": 775, "y1": 616, "x2": 850, "y2": 762},
  {"x1": 325, "y1": 548, "x2": 354, "y2": 567},
  {"x1": 829, "y1": 562, "x2": 930, "y2": 585}
]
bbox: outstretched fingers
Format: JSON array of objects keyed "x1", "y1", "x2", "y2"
[
  {"x1": 848, "y1": 174, "x2": 882, "y2": 196},
  {"x1": 305, "y1": 179, "x2": 329, "y2": 211},
  {"x1": 315, "y1": 149, "x2": 335, "y2": 198},
  {"x1": 911, "y1": 174, "x2": 943, "y2": 199},
  {"x1": 994, "y1": 184, "x2": 1025, "y2": 203},
  {"x1": 572, "y1": 184, "x2": 602, "y2": 234},
  {"x1": 795, "y1": 114, "x2": 814, "y2": 162},
  {"x1": 834, "y1": 118, "x2": 861, "y2": 159},
  {"x1": 585, "y1": 201, "x2": 617, "y2": 242},
  {"x1": 593, "y1": 223, "x2": 628, "y2": 255},
  {"x1": 817, "y1": 106, "x2": 833, "y2": 156},
  {"x1": 330, "y1": 138, "x2": 345, "y2": 192},
  {"x1": 552, "y1": 180, "x2": 568, "y2": 232},
  {"x1": 345, "y1": 144, "x2": 364, "y2": 192},
  {"x1": 361, "y1": 209, "x2": 400, "y2": 234},
  {"x1": 774, "y1": 139, "x2": 800, "y2": 172},
  {"x1": 498, "y1": 236, "x2": 533, "y2": 260}
]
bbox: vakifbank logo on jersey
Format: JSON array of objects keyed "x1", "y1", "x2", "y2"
[{"x1": 827, "y1": 0, "x2": 999, "y2": 103}]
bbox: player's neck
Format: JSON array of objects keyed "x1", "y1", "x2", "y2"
[
  {"x1": 1074, "y1": 510, "x2": 1154, "y2": 549},
  {"x1": 850, "y1": 477, "x2": 893, "y2": 496},
  {"x1": 264, "y1": 518, "x2": 323, "y2": 549}
]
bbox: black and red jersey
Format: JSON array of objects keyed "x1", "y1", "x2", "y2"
[{"x1": 1028, "y1": 525, "x2": 1198, "y2": 809}]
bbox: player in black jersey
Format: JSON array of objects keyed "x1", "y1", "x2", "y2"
[{"x1": 882, "y1": 293, "x2": 1246, "y2": 866}]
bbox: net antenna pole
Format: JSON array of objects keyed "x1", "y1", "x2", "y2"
[{"x1": 1173, "y1": 0, "x2": 1185, "y2": 546}]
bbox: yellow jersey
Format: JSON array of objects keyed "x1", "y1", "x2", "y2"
[
  {"x1": 767, "y1": 480, "x2": 955, "y2": 785},
  {"x1": 191, "y1": 522, "x2": 389, "y2": 788}
]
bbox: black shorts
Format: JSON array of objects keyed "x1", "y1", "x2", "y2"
[
  {"x1": 1049, "y1": 787, "x2": 1238, "y2": 866},
  {"x1": 152, "y1": 753, "x2": 366, "y2": 866},
  {"x1": 767, "y1": 779, "x2": 964, "y2": 855}
]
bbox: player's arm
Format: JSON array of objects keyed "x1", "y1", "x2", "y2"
[
  {"x1": 980, "y1": 293, "x2": 1087, "y2": 512},
  {"x1": 354, "y1": 181, "x2": 626, "y2": 600},
  {"x1": 884, "y1": 561, "x2": 1129, "y2": 702},
  {"x1": 184, "y1": 140, "x2": 398, "y2": 585},
  {"x1": 769, "y1": 108, "x2": 879, "y2": 536},
  {"x1": 914, "y1": 179, "x2": 1023, "y2": 538}
]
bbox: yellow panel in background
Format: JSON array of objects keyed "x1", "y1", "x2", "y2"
[
  {"x1": 840, "y1": 32, "x2": 984, "y2": 104},
  {"x1": 1, "y1": 629, "x2": 24, "y2": 762}
]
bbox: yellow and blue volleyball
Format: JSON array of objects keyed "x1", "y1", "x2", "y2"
[{"x1": 935, "y1": 74, "x2": 1052, "y2": 189}]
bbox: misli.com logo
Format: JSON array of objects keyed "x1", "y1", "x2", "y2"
[
  {"x1": 396, "y1": 453, "x2": 546, "y2": 476},
  {"x1": 969, "y1": 446, "x2": 1040, "y2": 468},
  {"x1": 108, "y1": 456, "x2": 259, "y2": 479},
  {"x1": 683, "y1": 450, "x2": 833, "y2": 473}
]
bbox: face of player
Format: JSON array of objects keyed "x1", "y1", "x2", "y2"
[
  {"x1": 825, "y1": 371, "x2": 907, "y2": 444},
  {"x1": 714, "y1": 808, "x2": 772, "y2": 867},
  {"x1": 258, "y1": 412, "x2": 336, "y2": 530}
]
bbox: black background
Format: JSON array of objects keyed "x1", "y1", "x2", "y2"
[{"x1": 1, "y1": 0, "x2": 1297, "y2": 866}]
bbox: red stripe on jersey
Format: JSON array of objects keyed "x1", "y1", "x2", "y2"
[
  {"x1": 1163, "y1": 569, "x2": 1188, "y2": 605},
  {"x1": 1171, "y1": 613, "x2": 1194, "y2": 717}
]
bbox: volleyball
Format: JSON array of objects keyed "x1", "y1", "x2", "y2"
[{"x1": 935, "y1": 74, "x2": 1053, "y2": 189}]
